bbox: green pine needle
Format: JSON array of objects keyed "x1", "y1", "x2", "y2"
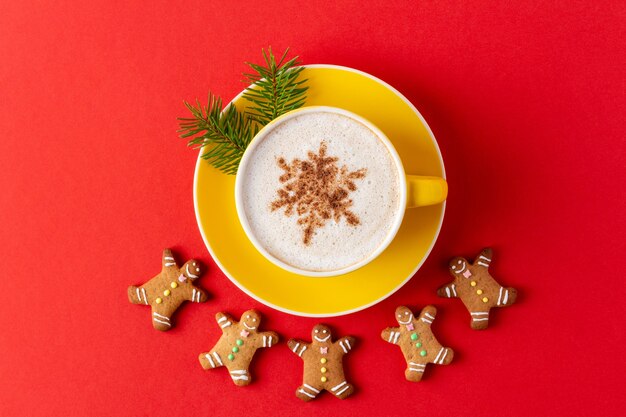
[
  {"x1": 242, "y1": 47, "x2": 308, "y2": 125},
  {"x1": 178, "y1": 47, "x2": 308, "y2": 175}
]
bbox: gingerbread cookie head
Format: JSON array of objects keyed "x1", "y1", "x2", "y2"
[
  {"x1": 180, "y1": 260, "x2": 202, "y2": 280},
  {"x1": 312, "y1": 324, "x2": 332, "y2": 343},
  {"x1": 449, "y1": 256, "x2": 471, "y2": 278},
  {"x1": 241, "y1": 309, "x2": 261, "y2": 333},
  {"x1": 395, "y1": 306, "x2": 415, "y2": 326}
]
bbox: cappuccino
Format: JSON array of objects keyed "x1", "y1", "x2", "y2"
[{"x1": 239, "y1": 110, "x2": 402, "y2": 273}]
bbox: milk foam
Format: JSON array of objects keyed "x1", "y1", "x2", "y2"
[{"x1": 241, "y1": 111, "x2": 402, "y2": 272}]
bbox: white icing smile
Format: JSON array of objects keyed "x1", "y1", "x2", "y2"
[
  {"x1": 243, "y1": 322, "x2": 257, "y2": 330},
  {"x1": 186, "y1": 264, "x2": 199, "y2": 279},
  {"x1": 398, "y1": 313, "x2": 413, "y2": 325},
  {"x1": 314, "y1": 335, "x2": 331, "y2": 342},
  {"x1": 453, "y1": 261, "x2": 466, "y2": 275}
]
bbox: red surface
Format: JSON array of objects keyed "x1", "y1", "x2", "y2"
[{"x1": 1, "y1": 1, "x2": 624, "y2": 416}]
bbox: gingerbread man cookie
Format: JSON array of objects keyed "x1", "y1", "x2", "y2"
[
  {"x1": 381, "y1": 305, "x2": 453, "y2": 382},
  {"x1": 127, "y1": 249, "x2": 208, "y2": 331},
  {"x1": 437, "y1": 248, "x2": 517, "y2": 329},
  {"x1": 199, "y1": 309, "x2": 279, "y2": 386},
  {"x1": 288, "y1": 325, "x2": 356, "y2": 401}
]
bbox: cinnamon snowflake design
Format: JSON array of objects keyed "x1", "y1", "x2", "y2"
[{"x1": 270, "y1": 141, "x2": 367, "y2": 245}]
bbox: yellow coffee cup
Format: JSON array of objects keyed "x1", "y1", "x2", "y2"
[{"x1": 235, "y1": 106, "x2": 447, "y2": 277}]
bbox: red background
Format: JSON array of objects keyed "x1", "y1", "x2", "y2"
[{"x1": 1, "y1": 1, "x2": 624, "y2": 416}]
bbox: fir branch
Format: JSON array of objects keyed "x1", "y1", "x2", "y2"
[
  {"x1": 178, "y1": 93, "x2": 258, "y2": 175},
  {"x1": 178, "y1": 47, "x2": 308, "y2": 175},
  {"x1": 242, "y1": 47, "x2": 308, "y2": 126}
]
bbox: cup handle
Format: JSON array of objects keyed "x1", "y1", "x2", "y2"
[{"x1": 406, "y1": 175, "x2": 448, "y2": 208}]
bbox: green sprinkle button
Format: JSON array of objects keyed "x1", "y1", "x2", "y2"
[
  {"x1": 232, "y1": 346, "x2": 239, "y2": 353},
  {"x1": 410, "y1": 333, "x2": 418, "y2": 341},
  {"x1": 416, "y1": 342, "x2": 422, "y2": 348},
  {"x1": 236, "y1": 339, "x2": 243, "y2": 346},
  {"x1": 228, "y1": 354, "x2": 235, "y2": 361},
  {"x1": 420, "y1": 350, "x2": 427, "y2": 357}
]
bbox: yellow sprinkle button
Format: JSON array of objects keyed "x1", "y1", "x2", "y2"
[
  {"x1": 156, "y1": 297, "x2": 163, "y2": 304},
  {"x1": 164, "y1": 289, "x2": 171, "y2": 296},
  {"x1": 170, "y1": 282, "x2": 178, "y2": 289},
  {"x1": 321, "y1": 376, "x2": 327, "y2": 382},
  {"x1": 470, "y1": 281, "x2": 477, "y2": 287},
  {"x1": 320, "y1": 358, "x2": 327, "y2": 364},
  {"x1": 476, "y1": 289, "x2": 483, "y2": 295},
  {"x1": 321, "y1": 367, "x2": 327, "y2": 373},
  {"x1": 482, "y1": 297, "x2": 489, "y2": 303}
]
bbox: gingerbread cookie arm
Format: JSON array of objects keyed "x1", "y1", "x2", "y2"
[
  {"x1": 215, "y1": 312, "x2": 236, "y2": 331},
  {"x1": 437, "y1": 282, "x2": 459, "y2": 299},
  {"x1": 182, "y1": 283, "x2": 208, "y2": 304},
  {"x1": 199, "y1": 348, "x2": 226, "y2": 370},
  {"x1": 417, "y1": 305, "x2": 437, "y2": 326},
  {"x1": 381, "y1": 326, "x2": 402, "y2": 344},
  {"x1": 287, "y1": 339, "x2": 310, "y2": 359},
  {"x1": 335, "y1": 336, "x2": 355, "y2": 355},
  {"x1": 161, "y1": 249, "x2": 179, "y2": 271},
  {"x1": 494, "y1": 286, "x2": 517, "y2": 308},
  {"x1": 254, "y1": 331, "x2": 279, "y2": 349},
  {"x1": 128, "y1": 284, "x2": 149, "y2": 305},
  {"x1": 473, "y1": 248, "x2": 493, "y2": 269}
]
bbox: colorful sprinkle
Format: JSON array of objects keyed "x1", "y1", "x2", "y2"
[
  {"x1": 321, "y1": 376, "x2": 327, "y2": 382},
  {"x1": 410, "y1": 333, "x2": 418, "y2": 341},
  {"x1": 228, "y1": 354, "x2": 235, "y2": 361},
  {"x1": 476, "y1": 289, "x2": 483, "y2": 295},
  {"x1": 320, "y1": 358, "x2": 327, "y2": 364},
  {"x1": 232, "y1": 346, "x2": 239, "y2": 353},
  {"x1": 155, "y1": 298, "x2": 162, "y2": 304},
  {"x1": 163, "y1": 289, "x2": 171, "y2": 296},
  {"x1": 416, "y1": 342, "x2": 422, "y2": 348},
  {"x1": 236, "y1": 339, "x2": 243, "y2": 346},
  {"x1": 482, "y1": 297, "x2": 489, "y2": 303},
  {"x1": 420, "y1": 350, "x2": 427, "y2": 357},
  {"x1": 321, "y1": 367, "x2": 327, "y2": 373},
  {"x1": 170, "y1": 282, "x2": 178, "y2": 289},
  {"x1": 470, "y1": 281, "x2": 477, "y2": 287}
]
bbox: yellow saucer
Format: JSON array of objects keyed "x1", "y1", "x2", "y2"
[{"x1": 194, "y1": 65, "x2": 446, "y2": 317}]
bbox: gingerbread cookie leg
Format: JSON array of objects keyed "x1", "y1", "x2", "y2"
[
  {"x1": 228, "y1": 369, "x2": 250, "y2": 385},
  {"x1": 405, "y1": 362, "x2": 427, "y2": 382},
  {"x1": 329, "y1": 380, "x2": 354, "y2": 399},
  {"x1": 469, "y1": 309, "x2": 491, "y2": 330},
  {"x1": 496, "y1": 286, "x2": 517, "y2": 307},
  {"x1": 296, "y1": 382, "x2": 323, "y2": 401},
  {"x1": 150, "y1": 306, "x2": 173, "y2": 330}
]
